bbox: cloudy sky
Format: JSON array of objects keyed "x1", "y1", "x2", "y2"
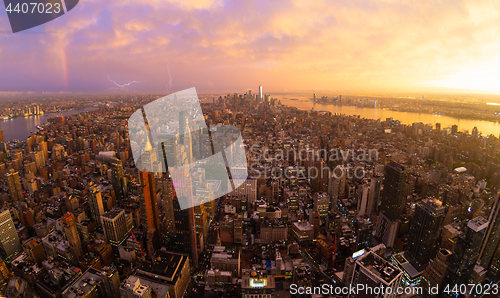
[{"x1": 1, "y1": 0, "x2": 500, "y2": 94}]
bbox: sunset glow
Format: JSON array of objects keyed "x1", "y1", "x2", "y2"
[{"x1": 1, "y1": 0, "x2": 500, "y2": 94}]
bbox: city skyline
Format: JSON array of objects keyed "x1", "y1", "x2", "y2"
[{"x1": 1, "y1": 0, "x2": 500, "y2": 94}]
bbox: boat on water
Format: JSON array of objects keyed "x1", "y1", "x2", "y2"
[{"x1": 1, "y1": 116, "x2": 11, "y2": 120}]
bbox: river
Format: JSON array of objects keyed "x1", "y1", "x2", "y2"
[
  {"x1": 1, "y1": 100, "x2": 499, "y2": 143},
  {"x1": 280, "y1": 97, "x2": 500, "y2": 137},
  {"x1": 0, "y1": 107, "x2": 99, "y2": 143}
]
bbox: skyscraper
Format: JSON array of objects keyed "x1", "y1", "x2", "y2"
[
  {"x1": 171, "y1": 166, "x2": 198, "y2": 266},
  {"x1": 0, "y1": 209, "x2": 21, "y2": 259},
  {"x1": 380, "y1": 161, "x2": 406, "y2": 221},
  {"x1": 6, "y1": 169, "x2": 23, "y2": 201},
  {"x1": 375, "y1": 162, "x2": 406, "y2": 247},
  {"x1": 160, "y1": 177, "x2": 176, "y2": 237},
  {"x1": 140, "y1": 171, "x2": 160, "y2": 232},
  {"x1": 101, "y1": 207, "x2": 130, "y2": 249},
  {"x1": 140, "y1": 171, "x2": 161, "y2": 257},
  {"x1": 88, "y1": 185, "x2": 105, "y2": 226},
  {"x1": 110, "y1": 157, "x2": 127, "y2": 201},
  {"x1": 443, "y1": 217, "x2": 488, "y2": 289},
  {"x1": 478, "y1": 192, "x2": 500, "y2": 269},
  {"x1": 259, "y1": 85, "x2": 263, "y2": 101},
  {"x1": 348, "y1": 251, "x2": 402, "y2": 298},
  {"x1": 61, "y1": 212, "x2": 83, "y2": 260},
  {"x1": 405, "y1": 198, "x2": 445, "y2": 267}
]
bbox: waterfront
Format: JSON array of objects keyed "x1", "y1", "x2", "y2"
[
  {"x1": 0, "y1": 107, "x2": 99, "y2": 143},
  {"x1": 279, "y1": 97, "x2": 500, "y2": 137}
]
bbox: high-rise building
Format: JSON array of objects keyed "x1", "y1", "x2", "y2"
[
  {"x1": 140, "y1": 172, "x2": 160, "y2": 232},
  {"x1": 435, "y1": 123, "x2": 441, "y2": 132},
  {"x1": 0, "y1": 209, "x2": 21, "y2": 259},
  {"x1": 101, "y1": 207, "x2": 130, "y2": 249},
  {"x1": 160, "y1": 177, "x2": 176, "y2": 237},
  {"x1": 477, "y1": 192, "x2": 500, "y2": 270},
  {"x1": 88, "y1": 185, "x2": 105, "y2": 226},
  {"x1": 171, "y1": 166, "x2": 198, "y2": 266},
  {"x1": 348, "y1": 251, "x2": 402, "y2": 298},
  {"x1": 61, "y1": 212, "x2": 84, "y2": 260},
  {"x1": 368, "y1": 174, "x2": 383, "y2": 218},
  {"x1": 110, "y1": 157, "x2": 127, "y2": 201},
  {"x1": 451, "y1": 124, "x2": 458, "y2": 134},
  {"x1": 6, "y1": 169, "x2": 23, "y2": 201},
  {"x1": 380, "y1": 161, "x2": 406, "y2": 221},
  {"x1": 421, "y1": 249, "x2": 452, "y2": 298},
  {"x1": 140, "y1": 171, "x2": 160, "y2": 256},
  {"x1": 405, "y1": 198, "x2": 445, "y2": 267},
  {"x1": 259, "y1": 85, "x2": 263, "y2": 101},
  {"x1": 443, "y1": 217, "x2": 488, "y2": 289}
]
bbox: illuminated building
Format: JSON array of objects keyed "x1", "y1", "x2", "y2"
[
  {"x1": 420, "y1": 249, "x2": 452, "y2": 298},
  {"x1": 101, "y1": 208, "x2": 130, "y2": 251},
  {"x1": 88, "y1": 185, "x2": 104, "y2": 226},
  {"x1": 0, "y1": 209, "x2": 21, "y2": 259},
  {"x1": 6, "y1": 169, "x2": 23, "y2": 202},
  {"x1": 110, "y1": 157, "x2": 127, "y2": 201},
  {"x1": 242, "y1": 270, "x2": 275, "y2": 298},
  {"x1": 443, "y1": 217, "x2": 488, "y2": 291},
  {"x1": 348, "y1": 251, "x2": 402, "y2": 298},
  {"x1": 405, "y1": 198, "x2": 445, "y2": 268},
  {"x1": 135, "y1": 250, "x2": 190, "y2": 298},
  {"x1": 62, "y1": 212, "x2": 84, "y2": 261}
]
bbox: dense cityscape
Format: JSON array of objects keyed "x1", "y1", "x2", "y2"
[{"x1": 0, "y1": 88, "x2": 498, "y2": 298}]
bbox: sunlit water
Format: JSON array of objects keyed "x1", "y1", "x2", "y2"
[
  {"x1": 0, "y1": 107, "x2": 99, "y2": 143},
  {"x1": 280, "y1": 98, "x2": 500, "y2": 137}
]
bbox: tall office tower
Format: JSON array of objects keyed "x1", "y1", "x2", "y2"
[
  {"x1": 478, "y1": 192, "x2": 500, "y2": 271},
  {"x1": 259, "y1": 85, "x2": 263, "y2": 101},
  {"x1": 171, "y1": 166, "x2": 198, "y2": 266},
  {"x1": 357, "y1": 182, "x2": 370, "y2": 217},
  {"x1": 435, "y1": 123, "x2": 441, "y2": 132},
  {"x1": 178, "y1": 110, "x2": 188, "y2": 144},
  {"x1": 0, "y1": 209, "x2": 21, "y2": 259},
  {"x1": 0, "y1": 130, "x2": 3, "y2": 143},
  {"x1": 472, "y1": 126, "x2": 478, "y2": 137},
  {"x1": 88, "y1": 185, "x2": 104, "y2": 226},
  {"x1": 451, "y1": 124, "x2": 458, "y2": 134},
  {"x1": 380, "y1": 161, "x2": 406, "y2": 221},
  {"x1": 101, "y1": 207, "x2": 129, "y2": 249},
  {"x1": 160, "y1": 177, "x2": 176, "y2": 237},
  {"x1": 6, "y1": 169, "x2": 23, "y2": 201},
  {"x1": 61, "y1": 212, "x2": 83, "y2": 260},
  {"x1": 140, "y1": 171, "x2": 160, "y2": 256},
  {"x1": 110, "y1": 157, "x2": 127, "y2": 201},
  {"x1": 180, "y1": 115, "x2": 194, "y2": 166},
  {"x1": 140, "y1": 171, "x2": 160, "y2": 232},
  {"x1": 248, "y1": 90, "x2": 252, "y2": 100},
  {"x1": 443, "y1": 217, "x2": 488, "y2": 289},
  {"x1": 311, "y1": 160, "x2": 329, "y2": 193},
  {"x1": 356, "y1": 218, "x2": 373, "y2": 251},
  {"x1": 375, "y1": 162, "x2": 406, "y2": 247},
  {"x1": 406, "y1": 198, "x2": 445, "y2": 267},
  {"x1": 367, "y1": 174, "x2": 383, "y2": 218},
  {"x1": 31, "y1": 150, "x2": 45, "y2": 168},
  {"x1": 421, "y1": 249, "x2": 452, "y2": 298},
  {"x1": 348, "y1": 251, "x2": 402, "y2": 298}
]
